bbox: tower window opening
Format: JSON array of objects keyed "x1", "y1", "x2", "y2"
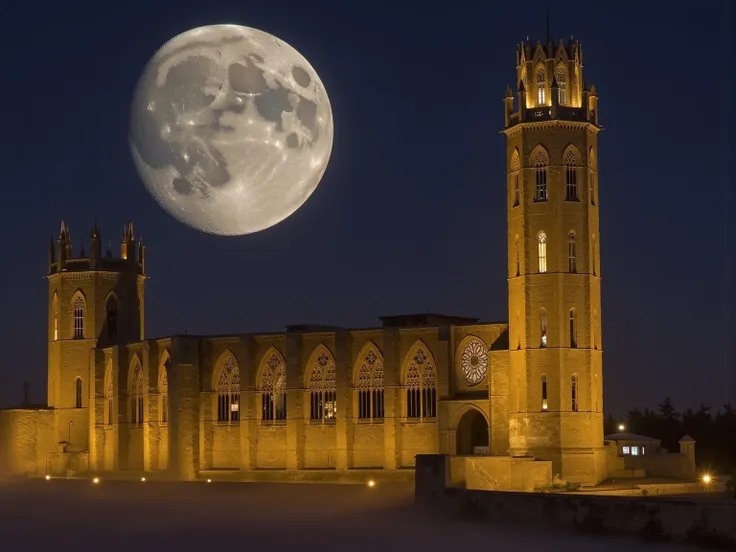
[
  {"x1": 511, "y1": 150, "x2": 520, "y2": 207},
  {"x1": 541, "y1": 374, "x2": 548, "y2": 411},
  {"x1": 537, "y1": 232, "x2": 547, "y2": 273},
  {"x1": 571, "y1": 374, "x2": 579, "y2": 412},
  {"x1": 540, "y1": 309, "x2": 547, "y2": 348},
  {"x1": 75, "y1": 378, "x2": 82, "y2": 409},
  {"x1": 592, "y1": 235, "x2": 597, "y2": 276},
  {"x1": 569, "y1": 309, "x2": 577, "y2": 348},
  {"x1": 534, "y1": 150, "x2": 548, "y2": 201},
  {"x1": 568, "y1": 232, "x2": 576, "y2": 273},
  {"x1": 515, "y1": 235, "x2": 520, "y2": 277},
  {"x1": 513, "y1": 172, "x2": 520, "y2": 206},
  {"x1": 556, "y1": 67, "x2": 567, "y2": 105},
  {"x1": 564, "y1": 149, "x2": 579, "y2": 201},
  {"x1": 72, "y1": 296, "x2": 84, "y2": 340},
  {"x1": 130, "y1": 364, "x2": 144, "y2": 426},
  {"x1": 536, "y1": 68, "x2": 546, "y2": 105}
]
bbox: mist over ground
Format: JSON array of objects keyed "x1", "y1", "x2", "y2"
[{"x1": 0, "y1": 480, "x2": 693, "y2": 550}]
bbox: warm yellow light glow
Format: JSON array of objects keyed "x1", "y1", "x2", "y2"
[
  {"x1": 141, "y1": 477, "x2": 146, "y2": 482},
  {"x1": 618, "y1": 424, "x2": 625, "y2": 431},
  {"x1": 367, "y1": 480, "x2": 376, "y2": 488},
  {"x1": 45, "y1": 474, "x2": 51, "y2": 480},
  {"x1": 93, "y1": 477, "x2": 100, "y2": 484},
  {"x1": 207, "y1": 479, "x2": 212, "y2": 483},
  {"x1": 702, "y1": 474, "x2": 712, "y2": 484}
]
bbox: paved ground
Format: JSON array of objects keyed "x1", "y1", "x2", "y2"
[{"x1": 0, "y1": 479, "x2": 695, "y2": 551}]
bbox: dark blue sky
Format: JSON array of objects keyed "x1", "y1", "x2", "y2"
[{"x1": 0, "y1": 1, "x2": 732, "y2": 415}]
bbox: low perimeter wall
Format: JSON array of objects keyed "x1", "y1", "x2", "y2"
[{"x1": 415, "y1": 454, "x2": 736, "y2": 548}]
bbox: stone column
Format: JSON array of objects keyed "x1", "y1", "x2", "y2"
[
  {"x1": 239, "y1": 336, "x2": 257, "y2": 471},
  {"x1": 383, "y1": 329, "x2": 401, "y2": 469},
  {"x1": 169, "y1": 336, "x2": 201, "y2": 481},
  {"x1": 285, "y1": 333, "x2": 304, "y2": 470},
  {"x1": 335, "y1": 331, "x2": 351, "y2": 470}
]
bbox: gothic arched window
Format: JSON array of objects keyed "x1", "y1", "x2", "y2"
[
  {"x1": 537, "y1": 231, "x2": 548, "y2": 273},
  {"x1": 564, "y1": 148, "x2": 579, "y2": 201},
  {"x1": 356, "y1": 345, "x2": 384, "y2": 421},
  {"x1": 533, "y1": 149, "x2": 548, "y2": 201},
  {"x1": 216, "y1": 353, "x2": 240, "y2": 423},
  {"x1": 556, "y1": 66, "x2": 567, "y2": 105},
  {"x1": 568, "y1": 231, "x2": 577, "y2": 273},
  {"x1": 405, "y1": 345, "x2": 436, "y2": 419},
  {"x1": 536, "y1": 67, "x2": 546, "y2": 105},
  {"x1": 72, "y1": 295, "x2": 85, "y2": 339},
  {"x1": 541, "y1": 374, "x2": 548, "y2": 411},
  {"x1": 308, "y1": 347, "x2": 336, "y2": 422},
  {"x1": 106, "y1": 295, "x2": 118, "y2": 341},
  {"x1": 260, "y1": 349, "x2": 287, "y2": 423}
]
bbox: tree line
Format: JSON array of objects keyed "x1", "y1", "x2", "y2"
[{"x1": 605, "y1": 397, "x2": 736, "y2": 474}]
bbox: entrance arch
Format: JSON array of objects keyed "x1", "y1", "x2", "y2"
[{"x1": 455, "y1": 408, "x2": 489, "y2": 455}]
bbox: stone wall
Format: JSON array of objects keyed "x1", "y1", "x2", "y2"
[
  {"x1": 0, "y1": 409, "x2": 55, "y2": 476},
  {"x1": 415, "y1": 454, "x2": 736, "y2": 548}
]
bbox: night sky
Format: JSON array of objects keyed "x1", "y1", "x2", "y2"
[{"x1": 0, "y1": 1, "x2": 732, "y2": 416}]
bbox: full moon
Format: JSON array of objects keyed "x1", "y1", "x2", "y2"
[{"x1": 129, "y1": 25, "x2": 334, "y2": 235}]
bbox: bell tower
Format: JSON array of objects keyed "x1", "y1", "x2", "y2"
[
  {"x1": 503, "y1": 36, "x2": 605, "y2": 485},
  {"x1": 47, "y1": 220, "x2": 146, "y2": 451}
]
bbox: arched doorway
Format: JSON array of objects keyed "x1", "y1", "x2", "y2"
[{"x1": 455, "y1": 408, "x2": 489, "y2": 455}]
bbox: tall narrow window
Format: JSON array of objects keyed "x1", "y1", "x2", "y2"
[
  {"x1": 75, "y1": 378, "x2": 82, "y2": 409},
  {"x1": 564, "y1": 149, "x2": 578, "y2": 201},
  {"x1": 556, "y1": 67, "x2": 567, "y2": 105},
  {"x1": 515, "y1": 235, "x2": 520, "y2": 276},
  {"x1": 52, "y1": 293, "x2": 58, "y2": 341},
  {"x1": 260, "y1": 350, "x2": 287, "y2": 423},
  {"x1": 406, "y1": 347, "x2": 436, "y2": 419},
  {"x1": 537, "y1": 232, "x2": 547, "y2": 273},
  {"x1": 72, "y1": 295, "x2": 84, "y2": 339},
  {"x1": 593, "y1": 310, "x2": 598, "y2": 350},
  {"x1": 106, "y1": 295, "x2": 118, "y2": 341},
  {"x1": 536, "y1": 68, "x2": 546, "y2": 105},
  {"x1": 357, "y1": 347, "x2": 384, "y2": 421},
  {"x1": 216, "y1": 353, "x2": 240, "y2": 423},
  {"x1": 533, "y1": 150, "x2": 548, "y2": 201},
  {"x1": 130, "y1": 364, "x2": 144, "y2": 426},
  {"x1": 592, "y1": 235, "x2": 597, "y2": 276},
  {"x1": 540, "y1": 309, "x2": 547, "y2": 348},
  {"x1": 568, "y1": 232, "x2": 576, "y2": 273},
  {"x1": 569, "y1": 309, "x2": 577, "y2": 348},
  {"x1": 541, "y1": 374, "x2": 548, "y2": 411},
  {"x1": 589, "y1": 149, "x2": 597, "y2": 206},
  {"x1": 511, "y1": 150, "x2": 520, "y2": 207},
  {"x1": 159, "y1": 359, "x2": 169, "y2": 424},
  {"x1": 571, "y1": 374, "x2": 578, "y2": 411},
  {"x1": 309, "y1": 349, "x2": 336, "y2": 422}
]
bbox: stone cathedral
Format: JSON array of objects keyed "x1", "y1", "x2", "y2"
[{"x1": 0, "y1": 36, "x2": 608, "y2": 486}]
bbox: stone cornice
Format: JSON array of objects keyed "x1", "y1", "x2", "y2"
[
  {"x1": 502, "y1": 120, "x2": 600, "y2": 136},
  {"x1": 47, "y1": 270, "x2": 145, "y2": 281}
]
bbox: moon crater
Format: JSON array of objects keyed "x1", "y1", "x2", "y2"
[{"x1": 129, "y1": 24, "x2": 334, "y2": 235}]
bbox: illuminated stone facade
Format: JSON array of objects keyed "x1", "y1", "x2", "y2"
[{"x1": 0, "y1": 36, "x2": 606, "y2": 485}]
